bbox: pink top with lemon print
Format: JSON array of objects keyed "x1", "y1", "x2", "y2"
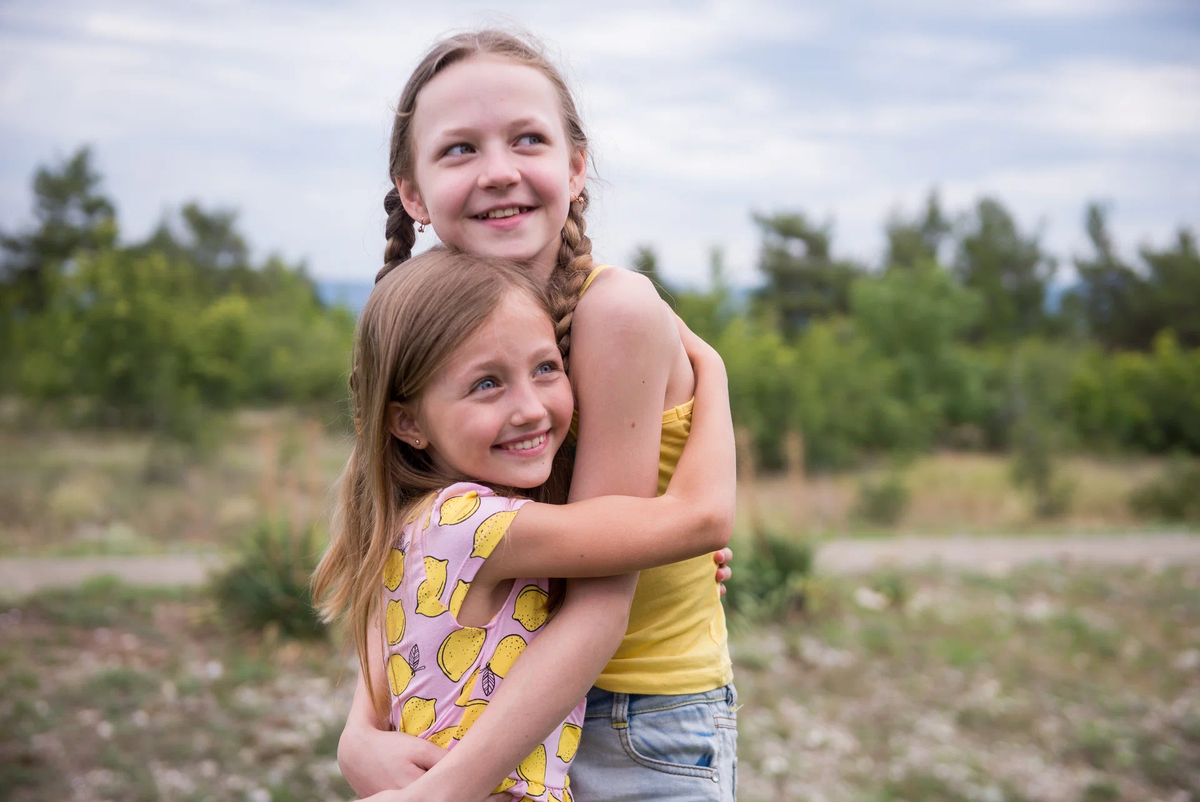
[{"x1": 381, "y1": 482, "x2": 583, "y2": 801}]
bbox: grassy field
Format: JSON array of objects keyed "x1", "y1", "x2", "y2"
[
  {"x1": 0, "y1": 413, "x2": 1188, "y2": 558},
  {"x1": 3, "y1": 563, "x2": 1197, "y2": 802}
]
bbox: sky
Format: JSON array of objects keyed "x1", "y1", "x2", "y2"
[{"x1": 1, "y1": 0, "x2": 1197, "y2": 288}]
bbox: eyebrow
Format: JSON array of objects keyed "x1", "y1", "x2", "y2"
[
  {"x1": 459, "y1": 347, "x2": 560, "y2": 376},
  {"x1": 435, "y1": 117, "x2": 553, "y2": 141}
]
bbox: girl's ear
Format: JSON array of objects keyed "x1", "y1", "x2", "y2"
[
  {"x1": 397, "y1": 178, "x2": 430, "y2": 227},
  {"x1": 387, "y1": 401, "x2": 428, "y2": 449},
  {"x1": 568, "y1": 149, "x2": 587, "y2": 200}
]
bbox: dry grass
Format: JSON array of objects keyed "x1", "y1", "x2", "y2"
[
  {"x1": 740, "y1": 452, "x2": 1173, "y2": 537},
  {"x1": 0, "y1": 412, "x2": 351, "y2": 557},
  {"x1": 1, "y1": 416, "x2": 1189, "y2": 558}
]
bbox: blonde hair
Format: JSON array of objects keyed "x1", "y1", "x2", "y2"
[
  {"x1": 312, "y1": 248, "x2": 569, "y2": 722},
  {"x1": 381, "y1": 28, "x2": 596, "y2": 371}
]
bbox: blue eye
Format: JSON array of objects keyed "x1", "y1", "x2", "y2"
[
  {"x1": 473, "y1": 377, "x2": 498, "y2": 392},
  {"x1": 516, "y1": 134, "x2": 544, "y2": 146},
  {"x1": 535, "y1": 362, "x2": 557, "y2": 376},
  {"x1": 445, "y1": 143, "x2": 475, "y2": 157}
]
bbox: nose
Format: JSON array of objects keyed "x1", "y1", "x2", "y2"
[
  {"x1": 478, "y1": 147, "x2": 520, "y2": 191},
  {"x1": 508, "y1": 377, "x2": 547, "y2": 428}
]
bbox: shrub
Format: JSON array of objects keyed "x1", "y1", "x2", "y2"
[
  {"x1": 722, "y1": 528, "x2": 813, "y2": 621},
  {"x1": 212, "y1": 517, "x2": 326, "y2": 638},
  {"x1": 1129, "y1": 457, "x2": 1200, "y2": 522},
  {"x1": 1009, "y1": 415, "x2": 1075, "y2": 518},
  {"x1": 854, "y1": 471, "x2": 910, "y2": 526}
]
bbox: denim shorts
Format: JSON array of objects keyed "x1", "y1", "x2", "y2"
[{"x1": 569, "y1": 684, "x2": 738, "y2": 802}]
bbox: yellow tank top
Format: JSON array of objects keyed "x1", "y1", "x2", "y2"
[{"x1": 574, "y1": 266, "x2": 733, "y2": 695}]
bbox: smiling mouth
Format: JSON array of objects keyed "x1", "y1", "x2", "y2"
[
  {"x1": 474, "y1": 206, "x2": 534, "y2": 220},
  {"x1": 495, "y1": 432, "x2": 547, "y2": 452}
]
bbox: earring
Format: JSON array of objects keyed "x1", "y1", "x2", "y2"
[
  {"x1": 413, "y1": 438, "x2": 420, "y2": 446},
  {"x1": 417, "y1": 222, "x2": 427, "y2": 234}
]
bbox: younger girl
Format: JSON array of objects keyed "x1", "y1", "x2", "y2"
[{"x1": 313, "y1": 248, "x2": 734, "y2": 801}]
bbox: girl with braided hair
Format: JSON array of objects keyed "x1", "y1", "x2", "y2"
[{"x1": 336, "y1": 28, "x2": 739, "y2": 802}]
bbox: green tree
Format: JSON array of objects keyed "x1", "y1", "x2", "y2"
[
  {"x1": 851, "y1": 260, "x2": 985, "y2": 447},
  {"x1": 884, "y1": 189, "x2": 950, "y2": 271},
  {"x1": 753, "y1": 212, "x2": 863, "y2": 336},
  {"x1": 1140, "y1": 228, "x2": 1200, "y2": 348},
  {"x1": 954, "y1": 198, "x2": 1055, "y2": 342},
  {"x1": 1, "y1": 147, "x2": 117, "y2": 313},
  {"x1": 674, "y1": 246, "x2": 735, "y2": 343},
  {"x1": 1069, "y1": 203, "x2": 1152, "y2": 349},
  {"x1": 632, "y1": 244, "x2": 672, "y2": 301}
]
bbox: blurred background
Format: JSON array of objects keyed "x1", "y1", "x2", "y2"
[{"x1": 2, "y1": 2, "x2": 1198, "y2": 801}]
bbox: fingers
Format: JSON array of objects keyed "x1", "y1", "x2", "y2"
[{"x1": 712, "y1": 547, "x2": 733, "y2": 566}]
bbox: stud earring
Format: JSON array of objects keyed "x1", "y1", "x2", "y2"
[{"x1": 413, "y1": 438, "x2": 420, "y2": 446}]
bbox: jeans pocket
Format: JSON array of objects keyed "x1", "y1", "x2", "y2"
[{"x1": 619, "y1": 698, "x2": 721, "y2": 778}]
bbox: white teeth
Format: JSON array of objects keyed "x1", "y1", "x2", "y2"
[
  {"x1": 501, "y1": 433, "x2": 545, "y2": 452},
  {"x1": 483, "y1": 206, "x2": 524, "y2": 219}
]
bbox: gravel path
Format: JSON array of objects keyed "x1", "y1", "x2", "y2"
[{"x1": 1, "y1": 534, "x2": 1197, "y2": 598}]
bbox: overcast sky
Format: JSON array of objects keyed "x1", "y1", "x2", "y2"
[{"x1": 1, "y1": 0, "x2": 1197, "y2": 287}]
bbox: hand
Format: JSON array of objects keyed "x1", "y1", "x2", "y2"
[
  {"x1": 339, "y1": 724, "x2": 446, "y2": 797},
  {"x1": 713, "y1": 546, "x2": 733, "y2": 595}
]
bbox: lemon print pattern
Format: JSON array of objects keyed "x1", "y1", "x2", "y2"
[
  {"x1": 428, "y1": 726, "x2": 457, "y2": 748},
  {"x1": 517, "y1": 745, "x2": 547, "y2": 796},
  {"x1": 455, "y1": 666, "x2": 479, "y2": 706},
  {"x1": 400, "y1": 696, "x2": 436, "y2": 736},
  {"x1": 383, "y1": 547, "x2": 404, "y2": 591},
  {"x1": 439, "y1": 491, "x2": 480, "y2": 525},
  {"x1": 437, "y1": 626, "x2": 485, "y2": 682},
  {"x1": 387, "y1": 653, "x2": 413, "y2": 696},
  {"x1": 455, "y1": 699, "x2": 488, "y2": 739},
  {"x1": 385, "y1": 599, "x2": 405, "y2": 645},
  {"x1": 487, "y1": 634, "x2": 527, "y2": 678},
  {"x1": 448, "y1": 580, "x2": 470, "y2": 619},
  {"x1": 492, "y1": 778, "x2": 518, "y2": 795},
  {"x1": 416, "y1": 556, "x2": 449, "y2": 617},
  {"x1": 512, "y1": 584, "x2": 550, "y2": 632},
  {"x1": 472, "y1": 510, "x2": 517, "y2": 558},
  {"x1": 556, "y1": 723, "x2": 581, "y2": 763}
]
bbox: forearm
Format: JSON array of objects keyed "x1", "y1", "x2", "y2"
[
  {"x1": 388, "y1": 575, "x2": 636, "y2": 802},
  {"x1": 666, "y1": 351, "x2": 736, "y2": 543}
]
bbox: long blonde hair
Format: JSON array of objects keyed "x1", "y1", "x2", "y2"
[
  {"x1": 380, "y1": 28, "x2": 596, "y2": 371},
  {"x1": 312, "y1": 248, "x2": 568, "y2": 721}
]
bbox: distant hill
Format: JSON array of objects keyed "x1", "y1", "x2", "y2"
[{"x1": 317, "y1": 280, "x2": 373, "y2": 313}]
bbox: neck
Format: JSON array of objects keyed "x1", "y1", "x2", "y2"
[{"x1": 530, "y1": 238, "x2": 559, "y2": 288}]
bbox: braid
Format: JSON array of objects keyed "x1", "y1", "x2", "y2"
[
  {"x1": 377, "y1": 187, "x2": 417, "y2": 284},
  {"x1": 549, "y1": 189, "x2": 595, "y2": 373}
]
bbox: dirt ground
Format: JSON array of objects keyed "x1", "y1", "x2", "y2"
[{"x1": 3, "y1": 562, "x2": 1198, "y2": 802}]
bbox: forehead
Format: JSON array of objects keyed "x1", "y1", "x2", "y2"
[
  {"x1": 457, "y1": 289, "x2": 556, "y2": 365},
  {"x1": 413, "y1": 54, "x2": 564, "y2": 136}
]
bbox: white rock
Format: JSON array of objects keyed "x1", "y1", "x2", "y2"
[
  {"x1": 854, "y1": 586, "x2": 890, "y2": 611},
  {"x1": 1173, "y1": 649, "x2": 1200, "y2": 671}
]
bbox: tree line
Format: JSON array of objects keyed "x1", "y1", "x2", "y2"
[
  {"x1": 636, "y1": 192, "x2": 1200, "y2": 471},
  {"x1": 2, "y1": 147, "x2": 1198, "y2": 472},
  {"x1": 0, "y1": 148, "x2": 355, "y2": 441}
]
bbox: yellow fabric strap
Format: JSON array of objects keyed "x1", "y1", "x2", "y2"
[{"x1": 578, "y1": 265, "x2": 612, "y2": 297}]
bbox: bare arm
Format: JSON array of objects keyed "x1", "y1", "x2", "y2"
[{"x1": 337, "y1": 610, "x2": 448, "y2": 797}]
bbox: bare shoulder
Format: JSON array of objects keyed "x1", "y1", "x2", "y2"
[{"x1": 572, "y1": 266, "x2": 673, "y2": 344}]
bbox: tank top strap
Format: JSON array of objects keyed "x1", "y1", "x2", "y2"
[{"x1": 579, "y1": 264, "x2": 613, "y2": 297}]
